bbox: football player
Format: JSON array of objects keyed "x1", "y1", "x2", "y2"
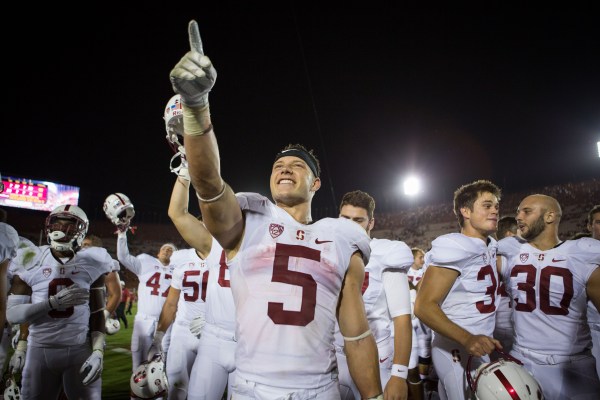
[
  {"x1": 6, "y1": 205, "x2": 112, "y2": 399},
  {"x1": 498, "y1": 195, "x2": 600, "y2": 399},
  {"x1": 414, "y1": 180, "x2": 502, "y2": 400}
]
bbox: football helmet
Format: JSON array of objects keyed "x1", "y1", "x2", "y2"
[
  {"x1": 4, "y1": 374, "x2": 21, "y2": 400},
  {"x1": 106, "y1": 316, "x2": 121, "y2": 335},
  {"x1": 467, "y1": 351, "x2": 544, "y2": 400},
  {"x1": 130, "y1": 353, "x2": 168, "y2": 399},
  {"x1": 103, "y1": 193, "x2": 135, "y2": 226},
  {"x1": 164, "y1": 94, "x2": 184, "y2": 151},
  {"x1": 45, "y1": 205, "x2": 89, "y2": 252}
]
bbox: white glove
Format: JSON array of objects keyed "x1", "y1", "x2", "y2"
[
  {"x1": 11, "y1": 325, "x2": 20, "y2": 349},
  {"x1": 9, "y1": 340, "x2": 27, "y2": 373},
  {"x1": 80, "y1": 349, "x2": 103, "y2": 385},
  {"x1": 147, "y1": 330, "x2": 165, "y2": 361},
  {"x1": 170, "y1": 20, "x2": 217, "y2": 107},
  {"x1": 49, "y1": 284, "x2": 89, "y2": 310},
  {"x1": 189, "y1": 314, "x2": 206, "y2": 338}
]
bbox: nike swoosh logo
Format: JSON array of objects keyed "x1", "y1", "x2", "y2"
[
  {"x1": 315, "y1": 239, "x2": 333, "y2": 244},
  {"x1": 379, "y1": 357, "x2": 389, "y2": 363},
  {"x1": 552, "y1": 258, "x2": 565, "y2": 262}
]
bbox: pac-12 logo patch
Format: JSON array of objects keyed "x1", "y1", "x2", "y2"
[
  {"x1": 269, "y1": 223, "x2": 284, "y2": 239},
  {"x1": 519, "y1": 253, "x2": 529, "y2": 263},
  {"x1": 43, "y1": 268, "x2": 52, "y2": 278}
]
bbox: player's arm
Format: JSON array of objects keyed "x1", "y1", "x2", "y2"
[
  {"x1": 104, "y1": 271, "x2": 121, "y2": 315},
  {"x1": 338, "y1": 251, "x2": 382, "y2": 399},
  {"x1": 0, "y1": 259, "x2": 8, "y2": 340},
  {"x1": 414, "y1": 265, "x2": 499, "y2": 357},
  {"x1": 383, "y1": 270, "x2": 412, "y2": 399},
  {"x1": 79, "y1": 274, "x2": 106, "y2": 385},
  {"x1": 168, "y1": 176, "x2": 213, "y2": 257},
  {"x1": 170, "y1": 20, "x2": 243, "y2": 252},
  {"x1": 587, "y1": 267, "x2": 600, "y2": 311},
  {"x1": 116, "y1": 232, "x2": 143, "y2": 274},
  {"x1": 148, "y1": 286, "x2": 180, "y2": 360}
]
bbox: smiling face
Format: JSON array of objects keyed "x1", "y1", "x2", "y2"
[
  {"x1": 270, "y1": 155, "x2": 320, "y2": 207},
  {"x1": 461, "y1": 191, "x2": 500, "y2": 239}
]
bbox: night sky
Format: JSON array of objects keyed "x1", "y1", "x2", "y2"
[{"x1": 4, "y1": 4, "x2": 599, "y2": 221}]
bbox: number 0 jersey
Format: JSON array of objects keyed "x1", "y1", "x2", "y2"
[
  {"x1": 425, "y1": 233, "x2": 499, "y2": 337},
  {"x1": 498, "y1": 236, "x2": 600, "y2": 356},
  {"x1": 14, "y1": 245, "x2": 113, "y2": 347},
  {"x1": 232, "y1": 193, "x2": 371, "y2": 389}
]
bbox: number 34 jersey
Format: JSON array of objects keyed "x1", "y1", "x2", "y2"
[
  {"x1": 233, "y1": 193, "x2": 371, "y2": 389},
  {"x1": 498, "y1": 236, "x2": 600, "y2": 356}
]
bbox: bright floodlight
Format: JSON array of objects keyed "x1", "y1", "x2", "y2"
[
  {"x1": 403, "y1": 176, "x2": 421, "y2": 196},
  {"x1": 597, "y1": 141, "x2": 600, "y2": 158}
]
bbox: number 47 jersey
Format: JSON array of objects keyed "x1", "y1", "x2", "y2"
[{"x1": 498, "y1": 236, "x2": 600, "y2": 356}]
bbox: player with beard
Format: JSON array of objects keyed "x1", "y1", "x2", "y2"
[{"x1": 497, "y1": 195, "x2": 600, "y2": 400}]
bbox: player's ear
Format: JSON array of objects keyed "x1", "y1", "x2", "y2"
[{"x1": 311, "y1": 177, "x2": 321, "y2": 192}]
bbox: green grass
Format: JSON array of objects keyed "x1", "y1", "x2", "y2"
[{"x1": 102, "y1": 304, "x2": 136, "y2": 399}]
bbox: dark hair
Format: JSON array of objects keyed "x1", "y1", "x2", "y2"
[
  {"x1": 588, "y1": 205, "x2": 600, "y2": 225},
  {"x1": 453, "y1": 179, "x2": 501, "y2": 228},
  {"x1": 275, "y1": 143, "x2": 321, "y2": 178},
  {"x1": 497, "y1": 216, "x2": 518, "y2": 239},
  {"x1": 339, "y1": 190, "x2": 376, "y2": 220}
]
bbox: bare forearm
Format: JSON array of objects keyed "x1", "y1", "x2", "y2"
[{"x1": 346, "y1": 334, "x2": 382, "y2": 398}]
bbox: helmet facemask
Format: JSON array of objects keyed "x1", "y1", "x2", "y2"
[{"x1": 45, "y1": 206, "x2": 88, "y2": 253}]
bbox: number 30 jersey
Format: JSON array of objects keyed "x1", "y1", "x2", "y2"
[
  {"x1": 498, "y1": 236, "x2": 600, "y2": 356},
  {"x1": 425, "y1": 233, "x2": 499, "y2": 337},
  {"x1": 233, "y1": 193, "x2": 371, "y2": 389}
]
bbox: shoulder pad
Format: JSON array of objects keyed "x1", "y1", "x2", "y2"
[
  {"x1": 571, "y1": 238, "x2": 600, "y2": 264},
  {"x1": 497, "y1": 236, "x2": 525, "y2": 256},
  {"x1": 428, "y1": 233, "x2": 484, "y2": 264},
  {"x1": 329, "y1": 217, "x2": 371, "y2": 264},
  {"x1": 14, "y1": 239, "x2": 42, "y2": 270},
  {"x1": 235, "y1": 192, "x2": 271, "y2": 213},
  {"x1": 371, "y1": 238, "x2": 414, "y2": 270}
]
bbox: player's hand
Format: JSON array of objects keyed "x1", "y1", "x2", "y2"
[
  {"x1": 464, "y1": 334, "x2": 502, "y2": 357},
  {"x1": 49, "y1": 284, "x2": 89, "y2": 310},
  {"x1": 189, "y1": 314, "x2": 206, "y2": 338},
  {"x1": 9, "y1": 340, "x2": 27, "y2": 373},
  {"x1": 80, "y1": 349, "x2": 103, "y2": 385},
  {"x1": 384, "y1": 376, "x2": 408, "y2": 400},
  {"x1": 147, "y1": 330, "x2": 165, "y2": 361},
  {"x1": 10, "y1": 325, "x2": 20, "y2": 349},
  {"x1": 170, "y1": 20, "x2": 217, "y2": 107}
]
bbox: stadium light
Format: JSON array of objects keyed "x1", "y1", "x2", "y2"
[
  {"x1": 402, "y1": 176, "x2": 422, "y2": 197},
  {"x1": 597, "y1": 141, "x2": 600, "y2": 158}
]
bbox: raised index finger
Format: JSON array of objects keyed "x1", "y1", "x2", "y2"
[{"x1": 188, "y1": 20, "x2": 204, "y2": 55}]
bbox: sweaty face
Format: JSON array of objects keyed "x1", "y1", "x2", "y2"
[
  {"x1": 339, "y1": 204, "x2": 372, "y2": 233},
  {"x1": 516, "y1": 198, "x2": 547, "y2": 240},
  {"x1": 463, "y1": 192, "x2": 499, "y2": 237},
  {"x1": 270, "y1": 156, "x2": 318, "y2": 206}
]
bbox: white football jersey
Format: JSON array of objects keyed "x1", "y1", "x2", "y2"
[
  {"x1": 203, "y1": 242, "x2": 235, "y2": 332},
  {"x1": 14, "y1": 245, "x2": 112, "y2": 347},
  {"x1": 0, "y1": 223, "x2": 18, "y2": 262},
  {"x1": 426, "y1": 233, "x2": 499, "y2": 337},
  {"x1": 117, "y1": 235, "x2": 175, "y2": 318},
  {"x1": 407, "y1": 266, "x2": 425, "y2": 286},
  {"x1": 232, "y1": 193, "x2": 371, "y2": 389},
  {"x1": 362, "y1": 238, "x2": 413, "y2": 343},
  {"x1": 498, "y1": 236, "x2": 600, "y2": 355},
  {"x1": 169, "y1": 248, "x2": 210, "y2": 326}
]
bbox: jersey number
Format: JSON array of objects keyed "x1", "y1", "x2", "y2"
[
  {"x1": 511, "y1": 264, "x2": 573, "y2": 315},
  {"x1": 48, "y1": 278, "x2": 76, "y2": 318},
  {"x1": 182, "y1": 270, "x2": 209, "y2": 302},
  {"x1": 268, "y1": 243, "x2": 318, "y2": 326},
  {"x1": 146, "y1": 272, "x2": 172, "y2": 297},
  {"x1": 476, "y1": 265, "x2": 498, "y2": 313}
]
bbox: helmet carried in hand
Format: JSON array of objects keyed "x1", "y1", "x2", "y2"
[
  {"x1": 130, "y1": 353, "x2": 168, "y2": 399},
  {"x1": 103, "y1": 193, "x2": 135, "y2": 227}
]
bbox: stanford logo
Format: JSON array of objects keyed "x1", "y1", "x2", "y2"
[
  {"x1": 519, "y1": 253, "x2": 529, "y2": 263},
  {"x1": 42, "y1": 268, "x2": 52, "y2": 278},
  {"x1": 269, "y1": 223, "x2": 284, "y2": 238}
]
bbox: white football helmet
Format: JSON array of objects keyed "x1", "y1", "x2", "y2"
[
  {"x1": 164, "y1": 94, "x2": 184, "y2": 150},
  {"x1": 4, "y1": 374, "x2": 21, "y2": 400},
  {"x1": 45, "y1": 205, "x2": 89, "y2": 252},
  {"x1": 106, "y1": 316, "x2": 121, "y2": 335},
  {"x1": 467, "y1": 352, "x2": 544, "y2": 400},
  {"x1": 130, "y1": 354, "x2": 168, "y2": 399},
  {"x1": 103, "y1": 193, "x2": 135, "y2": 226}
]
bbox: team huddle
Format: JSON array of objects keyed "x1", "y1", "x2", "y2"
[{"x1": 1, "y1": 19, "x2": 599, "y2": 400}]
